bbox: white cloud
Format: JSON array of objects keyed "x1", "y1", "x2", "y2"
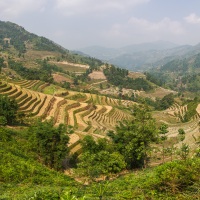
[
  {"x1": 128, "y1": 17, "x2": 184, "y2": 35},
  {"x1": 103, "y1": 17, "x2": 185, "y2": 46},
  {"x1": 0, "y1": 0, "x2": 47, "y2": 19},
  {"x1": 185, "y1": 13, "x2": 200, "y2": 24},
  {"x1": 55, "y1": 0, "x2": 150, "y2": 16}
]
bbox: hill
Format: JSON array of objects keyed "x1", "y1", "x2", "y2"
[
  {"x1": 0, "y1": 20, "x2": 200, "y2": 200},
  {"x1": 0, "y1": 20, "x2": 67, "y2": 54},
  {"x1": 78, "y1": 42, "x2": 200, "y2": 71},
  {"x1": 146, "y1": 53, "x2": 200, "y2": 93}
]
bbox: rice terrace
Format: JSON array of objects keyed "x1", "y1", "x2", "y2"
[{"x1": 0, "y1": 17, "x2": 200, "y2": 200}]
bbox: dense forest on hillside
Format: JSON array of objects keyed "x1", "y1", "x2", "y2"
[
  {"x1": 104, "y1": 65, "x2": 153, "y2": 91},
  {"x1": 0, "y1": 21, "x2": 67, "y2": 53},
  {"x1": 145, "y1": 53, "x2": 200, "y2": 93}
]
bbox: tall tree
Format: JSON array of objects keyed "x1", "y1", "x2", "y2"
[
  {"x1": 108, "y1": 105, "x2": 158, "y2": 168},
  {"x1": 0, "y1": 94, "x2": 18, "y2": 124},
  {"x1": 159, "y1": 123, "x2": 169, "y2": 163},
  {"x1": 28, "y1": 119, "x2": 69, "y2": 170}
]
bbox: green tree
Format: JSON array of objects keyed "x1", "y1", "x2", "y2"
[
  {"x1": 0, "y1": 57, "x2": 4, "y2": 73},
  {"x1": 178, "y1": 128, "x2": 186, "y2": 142},
  {"x1": 0, "y1": 94, "x2": 18, "y2": 124},
  {"x1": 28, "y1": 119, "x2": 69, "y2": 170},
  {"x1": 159, "y1": 123, "x2": 169, "y2": 163},
  {"x1": 77, "y1": 136, "x2": 126, "y2": 178},
  {"x1": 77, "y1": 151, "x2": 126, "y2": 179},
  {"x1": 177, "y1": 128, "x2": 189, "y2": 160},
  {"x1": 109, "y1": 105, "x2": 159, "y2": 168}
]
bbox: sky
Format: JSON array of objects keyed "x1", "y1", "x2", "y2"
[{"x1": 1, "y1": 0, "x2": 200, "y2": 50}]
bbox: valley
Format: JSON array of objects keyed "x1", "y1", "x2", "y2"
[{"x1": 0, "y1": 20, "x2": 200, "y2": 200}]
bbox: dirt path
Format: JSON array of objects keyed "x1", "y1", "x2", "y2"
[{"x1": 90, "y1": 80, "x2": 107, "y2": 86}]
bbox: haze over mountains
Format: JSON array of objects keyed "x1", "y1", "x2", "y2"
[{"x1": 78, "y1": 41, "x2": 200, "y2": 71}]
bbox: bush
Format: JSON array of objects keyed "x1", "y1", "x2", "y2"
[{"x1": 154, "y1": 159, "x2": 200, "y2": 194}]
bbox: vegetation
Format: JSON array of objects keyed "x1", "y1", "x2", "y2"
[
  {"x1": 104, "y1": 65, "x2": 153, "y2": 91},
  {"x1": 0, "y1": 126, "x2": 79, "y2": 200},
  {"x1": 0, "y1": 94, "x2": 18, "y2": 124},
  {"x1": 1, "y1": 20, "x2": 200, "y2": 200},
  {"x1": 146, "y1": 53, "x2": 200, "y2": 93},
  {"x1": 108, "y1": 105, "x2": 158, "y2": 169},
  {"x1": 28, "y1": 119, "x2": 69, "y2": 170},
  {"x1": 178, "y1": 97, "x2": 199, "y2": 122}
]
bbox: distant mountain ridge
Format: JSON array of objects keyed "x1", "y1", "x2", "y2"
[{"x1": 78, "y1": 41, "x2": 200, "y2": 71}]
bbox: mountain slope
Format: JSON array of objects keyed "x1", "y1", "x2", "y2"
[
  {"x1": 78, "y1": 42, "x2": 200, "y2": 71},
  {"x1": 146, "y1": 53, "x2": 200, "y2": 93},
  {"x1": 0, "y1": 21, "x2": 67, "y2": 54}
]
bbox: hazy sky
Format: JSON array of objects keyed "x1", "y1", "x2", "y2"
[{"x1": 1, "y1": 0, "x2": 200, "y2": 49}]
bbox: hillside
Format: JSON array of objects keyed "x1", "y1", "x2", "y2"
[
  {"x1": 78, "y1": 42, "x2": 200, "y2": 71},
  {"x1": 0, "y1": 20, "x2": 104, "y2": 71},
  {"x1": 146, "y1": 53, "x2": 200, "y2": 93},
  {"x1": 0, "y1": 21, "x2": 200, "y2": 200},
  {"x1": 0, "y1": 21, "x2": 67, "y2": 54}
]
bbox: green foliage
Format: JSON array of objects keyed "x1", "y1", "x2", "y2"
[
  {"x1": 8, "y1": 59, "x2": 54, "y2": 83},
  {"x1": 109, "y1": 105, "x2": 159, "y2": 168},
  {"x1": 0, "y1": 116, "x2": 7, "y2": 126},
  {"x1": 77, "y1": 136, "x2": 126, "y2": 178},
  {"x1": 159, "y1": 123, "x2": 169, "y2": 163},
  {"x1": 145, "y1": 71, "x2": 165, "y2": 86},
  {"x1": 159, "y1": 123, "x2": 169, "y2": 141},
  {"x1": 77, "y1": 151, "x2": 126, "y2": 178},
  {"x1": 0, "y1": 94, "x2": 18, "y2": 124},
  {"x1": 156, "y1": 93, "x2": 175, "y2": 110},
  {"x1": 0, "y1": 20, "x2": 67, "y2": 54},
  {"x1": 0, "y1": 21, "x2": 29, "y2": 53},
  {"x1": 28, "y1": 119, "x2": 69, "y2": 170},
  {"x1": 34, "y1": 36, "x2": 66, "y2": 53},
  {"x1": 146, "y1": 54, "x2": 200, "y2": 92},
  {"x1": 104, "y1": 65, "x2": 153, "y2": 91},
  {"x1": 161, "y1": 59, "x2": 188, "y2": 72},
  {"x1": 178, "y1": 128, "x2": 186, "y2": 141},
  {"x1": 0, "y1": 127, "x2": 13, "y2": 142},
  {"x1": 0, "y1": 57, "x2": 4, "y2": 73},
  {"x1": 155, "y1": 159, "x2": 200, "y2": 194},
  {"x1": 81, "y1": 136, "x2": 111, "y2": 154},
  {"x1": 182, "y1": 98, "x2": 199, "y2": 122},
  {"x1": 0, "y1": 126, "x2": 78, "y2": 199},
  {"x1": 81, "y1": 158, "x2": 200, "y2": 199},
  {"x1": 1, "y1": 125, "x2": 200, "y2": 199}
]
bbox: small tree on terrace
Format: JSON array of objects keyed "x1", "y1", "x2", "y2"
[
  {"x1": 0, "y1": 94, "x2": 18, "y2": 124},
  {"x1": 28, "y1": 119, "x2": 69, "y2": 170},
  {"x1": 109, "y1": 105, "x2": 159, "y2": 169},
  {"x1": 159, "y1": 123, "x2": 169, "y2": 163}
]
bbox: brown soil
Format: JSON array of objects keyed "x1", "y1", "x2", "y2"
[
  {"x1": 54, "y1": 61, "x2": 89, "y2": 69},
  {"x1": 88, "y1": 71, "x2": 106, "y2": 80},
  {"x1": 52, "y1": 73, "x2": 72, "y2": 83},
  {"x1": 128, "y1": 72, "x2": 146, "y2": 79}
]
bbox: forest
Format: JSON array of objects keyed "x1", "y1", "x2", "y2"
[{"x1": 103, "y1": 65, "x2": 153, "y2": 91}]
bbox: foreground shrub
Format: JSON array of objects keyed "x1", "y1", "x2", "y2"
[{"x1": 154, "y1": 159, "x2": 200, "y2": 194}]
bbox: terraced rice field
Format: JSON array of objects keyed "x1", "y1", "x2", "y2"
[
  {"x1": 164, "y1": 103, "x2": 188, "y2": 122},
  {"x1": 0, "y1": 79, "x2": 134, "y2": 154},
  {"x1": 153, "y1": 102, "x2": 200, "y2": 154}
]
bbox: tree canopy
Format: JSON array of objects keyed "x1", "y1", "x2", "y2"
[
  {"x1": 0, "y1": 94, "x2": 18, "y2": 125},
  {"x1": 108, "y1": 105, "x2": 159, "y2": 168},
  {"x1": 28, "y1": 119, "x2": 69, "y2": 170}
]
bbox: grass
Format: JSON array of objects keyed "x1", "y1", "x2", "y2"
[
  {"x1": 152, "y1": 111, "x2": 180, "y2": 125},
  {"x1": 43, "y1": 84, "x2": 66, "y2": 95},
  {"x1": 53, "y1": 63, "x2": 87, "y2": 73}
]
